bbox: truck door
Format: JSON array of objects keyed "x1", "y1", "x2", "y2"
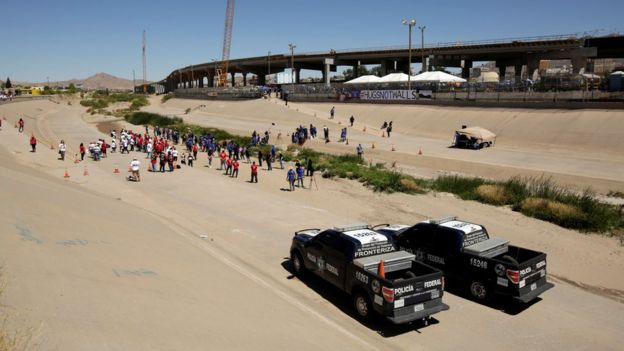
[
  {"x1": 430, "y1": 228, "x2": 463, "y2": 275},
  {"x1": 309, "y1": 230, "x2": 346, "y2": 288}
]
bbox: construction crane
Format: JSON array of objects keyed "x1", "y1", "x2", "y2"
[
  {"x1": 216, "y1": 0, "x2": 235, "y2": 87},
  {"x1": 142, "y1": 30, "x2": 147, "y2": 94}
]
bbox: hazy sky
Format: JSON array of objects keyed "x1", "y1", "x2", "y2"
[{"x1": 2, "y1": 0, "x2": 623, "y2": 82}]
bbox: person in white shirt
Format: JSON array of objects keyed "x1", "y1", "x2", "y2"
[
  {"x1": 58, "y1": 140, "x2": 67, "y2": 161},
  {"x1": 146, "y1": 142, "x2": 153, "y2": 159},
  {"x1": 130, "y1": 158, "x2": 141, "y2": 182}
]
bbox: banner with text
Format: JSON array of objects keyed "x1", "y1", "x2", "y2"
[{"x1": 360, "y1": 90, "x2": 432, "y2": 101}]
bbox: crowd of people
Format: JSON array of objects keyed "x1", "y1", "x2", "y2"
[{"x1": 15, "y1": 103, "x2": 397, "y2": 190}]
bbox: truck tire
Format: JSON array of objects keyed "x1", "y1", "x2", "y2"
[
  {"x1": 501, "y1": 255, "x2": 519, "y2": 266},
  {"x1": 469, "y1": 281, "x2": 490, "y2": 301},
  {"x1": 353, "y1": 290, "x2": 372, "y2": 321},
  {"x1": 290, "y1": 251, "x2": 305, "y2": 276}
]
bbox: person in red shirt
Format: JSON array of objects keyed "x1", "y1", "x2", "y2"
[
  {"x1": 219, "y1": 150, "x2": 227, "y2": 170},
  {"x1": 79, "y1": 143, "x2": 86, "y2": 160},
  {"x1": 250, "y1": 161, "x2": 258, "y2": 183},
  {"x1": 101, "y1": 140, "x2": 107, "y2": 158},
  {"x1": 225, "y1": 157, "x2": 233, "y2": 175},
  {"x1": 18, "y1": 118, "x2": 25, "y2": 133},
  {"x1": 192, "y1": 143, "x2": 199, "y2": 160},
  {"x1": 29, "y1": 134, "x2": 37, "y2": 152},
  {"x1": 231, "y1": 159, "x2": 239, "y2": 178}
]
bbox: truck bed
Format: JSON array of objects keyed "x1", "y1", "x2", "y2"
[{"x1": 353, "y1": 251, "x2": 415, "y2": 273}]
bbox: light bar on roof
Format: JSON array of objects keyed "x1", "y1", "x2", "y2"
[
  {"x1": 429, "y1": 216, "x2": 458, "y2": 225},
  {"x1": 333, "y1": 224, "x2": 370, "y2": 232}
]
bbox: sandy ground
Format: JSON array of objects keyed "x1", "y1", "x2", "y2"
[
  {"x1": 0, "y1": 98, "x2": 623, "y2": 350},
  {"x1": 144, "y1": 97, "x2": 624, "y2": 193}
]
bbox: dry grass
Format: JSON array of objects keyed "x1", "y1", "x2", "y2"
[
  {"x1": 521, "y1": 197, "x2": 585, "y2": 221},
  {"x1": 476, "y1": 184, "x2": 510, "y2": 205},
  {"x1": 400, "y1": 178, "x2": 423, "y2": 193}
]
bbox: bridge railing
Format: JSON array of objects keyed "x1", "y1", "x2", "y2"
[{"x1": 294, "y1": 32, "x2": 592, "y2": 57}]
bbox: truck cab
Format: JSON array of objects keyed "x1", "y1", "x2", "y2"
[
  {"x1": 375, "y1": 217, "x2": 554, "y2": 303},
  {"x1": 290, "y1": 224, "x2": 449, "y2": 324}
]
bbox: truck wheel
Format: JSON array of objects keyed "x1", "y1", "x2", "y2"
[
  {"x1": 353, "y1": 291, "x2": 372, "y2": 321},
  {"x1": 501, "y1": 255, "x2": 519, "y2": 265},
  {"x1": 470, "y1": 281, "x2": 489, "y2": 301},
  {"x1": 290, "y1": 251, "x2": 305, "y2": 276}
]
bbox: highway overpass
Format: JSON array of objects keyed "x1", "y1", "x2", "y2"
[{"x1": 149, "y1": 33, "x2": 624, "y2": 93}]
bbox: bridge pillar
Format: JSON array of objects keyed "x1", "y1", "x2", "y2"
[
  {"x1": 514, "y1": 64, "x2": 523, "y2": 83},
  {"x1": 353, "y1": 64, "x2": 360, "y2": 78},
  {"x1": 380, "y1": 60, "x2": 391, "y2": 76},
  {"x1": 498, "y1": 66, "x2": 507, "y2": 81},
  {"x1": 208, "y1": 72, "x2": 215, "y2": 88},
  {"x1": 230, "y1": 72, "x2": 236, "y2": 86},
  {"x1": 526, "y1": 58, "x2": 540, "y2": 80},
  {"x1": 198, "y1": 76, "x2": 204, "y2": 88},
  {"x1": 571, "y1": 56, "x2": 588, "y2": 74},
  {"x1": 258, "y1": 73, "x2": 266, "y2": 86},
  {"x1": 324, "y1": 58, "x2": 334, "y2": 86},
  {"x1": 461, "y1": 60, "x2": 472, "y2": 79},
  {"x1": 295, "y1": 68, "x2": 301, "y2": 84},
  {"x1": 242, "y1": 73, "x2": 247, "y2": 86}
]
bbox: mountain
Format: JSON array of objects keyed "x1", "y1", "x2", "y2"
[{"x1": 15, "y1": 73, "x2": 151, "y2": 91}]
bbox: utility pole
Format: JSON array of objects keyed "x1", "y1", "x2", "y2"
[
  {"x1": 288, "y1": 43, "x2": 296, "y2": 86},
  {"x1": 418, "y1": 25, "x2": 426, "y2": 73},
  {"x1": 402, "y1": 19, "x2": 416, "y2": 91},
  {"x1": 142, "y1": 30, "x2": 147, "y2": 94}
]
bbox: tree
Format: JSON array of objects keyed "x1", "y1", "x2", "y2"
[
  {"x1": 68, "y1": 83, "x2": 77, "y2": 94},
  {"x1": 342, "y1": 66, "x2": 371, "y2": 80},
  {"x1": 369, "y1": 65, "x2": 383, "y2": 76},
  {"x1": 5, "y1": 77, "x2": 11, "y2": 89}
]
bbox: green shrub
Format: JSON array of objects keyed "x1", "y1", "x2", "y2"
[{"x1": 161, "y1": 93, "x2": 174, "y2": 103}]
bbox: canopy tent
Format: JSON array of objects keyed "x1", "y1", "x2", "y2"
[
  {"x1": 378, "y1": 73, "x2": 411, "y2": 83},
  {"x1": 456, "y1": 127, "x2": 496, "y2": 143},
  {"x1": 344, "y1": 75, "x2": 382, "y2": 84},
  {"x1": 412, "y1": 71, "x2": 467, "y2": 83}
]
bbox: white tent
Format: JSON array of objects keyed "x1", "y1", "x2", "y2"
[
  {"x1": 412, "y1": 71, "x2": 467, "y2": 83},
  {"x1": 378, "y1": 73, "x2": 411, "y2": 83},
  {"x1": 344, "y1": 75, "x2": 382, "y2": 84}
]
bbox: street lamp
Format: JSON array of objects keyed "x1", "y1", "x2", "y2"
[
  {"x1": 402, "y1": 19, "x2": 416, "y2": 91},
  {"x1": 288, "y1": 43, "x2": 296, "y2": 85},
  {"x1": 418, "y1": 26, "x2": 426, "y2": 73}
]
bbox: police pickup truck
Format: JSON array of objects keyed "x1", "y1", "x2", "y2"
[
  {"x1": 374, "y1": 216, "x2": 554, "y2": 303},
  {"x1": 290, "y1": 224, "x2": 449, "y2": 324}
]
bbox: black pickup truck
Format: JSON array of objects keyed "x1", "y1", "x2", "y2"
[
  {"x1": 290, "y1": 224, "x2": 449, "y2": 324},
  {"x1": 374, "y1": 217, "x2": 554, "y2": 303}
]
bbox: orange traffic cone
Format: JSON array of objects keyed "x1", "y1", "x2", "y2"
[
  {"x1": 345, "y1": 139, "x2": 349, "y2": 145},
  {"x1": 63, "y1": 168, "x2": 70, "y2": 178},
  {"x1": 50, "y1": 143, "x2": 54, "y2": 150},
  {"x1": 381, "y1": 131, "x2": 386, "y2": 138},
  {"x1": 391, "y1": 144, "x2": 396, "y2": 151},
  {"x1": 362, "y1": 126, "x2": 366, "y2": 132},
  {"x1": 371, "y1": 142, "x2": 375, "y2": 149},
  {"x1": 83, "y1": 166, "x2": 89, "y2": 176},
  {"x1": 418, "y1": 147, "x2": 422, "y2": 155},
  {"x1": 113, "y1": 164, "x2": 120, "y2": 173},
  {"x1": 377, "y1": 260, "x2": 385, "y2": 279}
]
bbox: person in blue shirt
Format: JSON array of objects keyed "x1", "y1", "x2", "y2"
[
  {"x1": 287, "y1": 167, "x2": 296, "y2": 191},
  {"x1": 296, "y1": 165, "x2": 305, "y2": 189}
]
